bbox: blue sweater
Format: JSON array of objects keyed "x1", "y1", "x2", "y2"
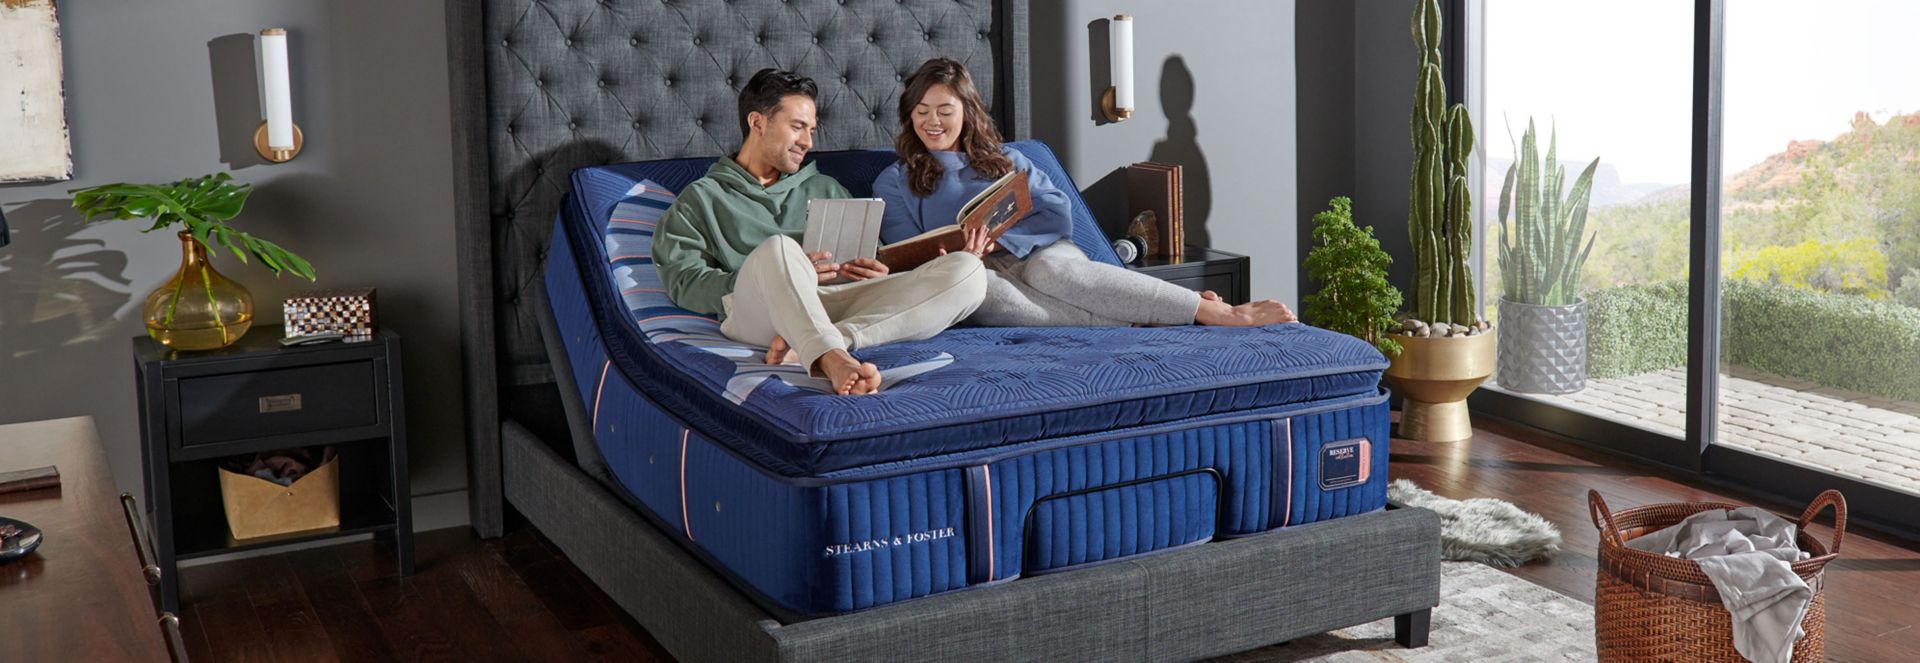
[{"x1": 872, "y1": 148, "x2": 1075, "y2": 259}]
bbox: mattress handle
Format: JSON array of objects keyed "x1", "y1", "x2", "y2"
[{"x1": 1015, "y1": 467, "x2": 1225, "y2": 576}]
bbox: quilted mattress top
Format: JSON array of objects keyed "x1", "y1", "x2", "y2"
[{"x1": 559, "y1": 142, "x2": 1389, "y2": 478}]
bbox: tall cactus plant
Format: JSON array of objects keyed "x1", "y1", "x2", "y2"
[
  {"x1": 1408, "y1": 0, "x2": 1478, "y2": 326},
  {"x1": 1497, "y1": 118, "x2": 1600, "y2": 306}
]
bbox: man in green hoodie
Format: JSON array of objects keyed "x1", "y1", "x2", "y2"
[{"x1": 651, "y1": 69, "x2": 988, "y2": 395}]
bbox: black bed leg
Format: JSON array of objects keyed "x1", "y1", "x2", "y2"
[{"x1": 1394, "y1": 608, "x2": 1431, "y2": 648}]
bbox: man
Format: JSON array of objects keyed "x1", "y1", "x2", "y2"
[{"x1": 652, "y1": 69, "x2": 988, "y2": 395}]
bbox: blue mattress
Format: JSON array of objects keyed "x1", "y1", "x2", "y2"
[{"x1": 546, "y1": 141, "x2": 1395, "y2": 616}]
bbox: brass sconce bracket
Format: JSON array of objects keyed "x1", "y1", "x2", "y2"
[
  {"x1": 253, "y1": 121, "x2": 305, "y2": 163},
  {"x1": 1102, "y1": 87, "x2": 1132, "y2": 122}
]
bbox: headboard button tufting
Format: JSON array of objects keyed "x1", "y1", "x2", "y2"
[
  {"x1": 755, "y1": 35, "x2": 764, "y2": 44},
  {"x1": 695, "y1": 119, "x2": 705, "y2": 127},
  {"x1": 565, "y1": 38, "x2": 574, "y2": 47},
  {"x1": 693, "y1": 37, "x2": 702, "y2": 46},
  {"x1": 630, "y1": 37, "x2": 640, "y2": 47},
  {"x1": 597, "y1": 80, "x2": 607, "y2": 88},
  {"x1": 924, "y1": 32, "x2": 933, "y2": 41}
]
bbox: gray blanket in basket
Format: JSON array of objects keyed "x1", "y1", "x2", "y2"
[{"x1": 1626, "y1": 506, "x2": 1811, "y2": 663}]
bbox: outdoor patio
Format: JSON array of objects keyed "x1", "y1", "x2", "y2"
[{"x1": 1493, "y1": 366, "x2": 1920, "y2": 494}]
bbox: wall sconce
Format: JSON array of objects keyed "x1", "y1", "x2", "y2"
[
  {"x1": 1102, "y1": 14, "x2": 1134, "y2": 122},
  {"x1": 254, "y1": 28, "x2": 303, "y2": 163}
]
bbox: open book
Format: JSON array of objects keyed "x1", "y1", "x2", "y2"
[
  {"x1": 802, "y1": 170, "x2": 1035, "y2": 275},
  {"x1": 876, "y1": 169, "x2": 1034, "y2": 271}
]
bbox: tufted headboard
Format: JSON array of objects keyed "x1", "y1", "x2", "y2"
[{"x1": 447, "y1": 0, "x2": 1031, "y2": 534}]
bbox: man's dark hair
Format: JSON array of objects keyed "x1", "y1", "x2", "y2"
[{"x1": 737, "y1": 68, "x2": 819, "y2": 139}]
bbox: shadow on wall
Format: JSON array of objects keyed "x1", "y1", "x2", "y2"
[
  {"x1": 1146, "y1": 56, "x2": 1211, "y2": 247},
  {"x1": 208, "y1": 33, "x2": 269, "y2": 170},
  {"x1": 1080, "y1": 56, "x2": 1214, "y2": 247},
  {"x1": 0, "y1": 199, "x2": 138, "y2": 363}
]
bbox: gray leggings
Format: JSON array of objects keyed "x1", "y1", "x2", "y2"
[{"x1": 967, "y1": 240, "x2": 1201, "y2": 327}]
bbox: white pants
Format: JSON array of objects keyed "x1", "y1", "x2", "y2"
[{"x1": 720, "y1": 236, "x2": 987, "y2": 375}]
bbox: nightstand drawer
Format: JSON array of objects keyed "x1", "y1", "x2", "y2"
[{"x1": 174, "y1": 360, "x2": 378, "y2": 446}]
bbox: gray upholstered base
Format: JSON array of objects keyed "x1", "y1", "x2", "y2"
[{"x1": 504, "y1": 420, "x2": 1441, "y2": 662}]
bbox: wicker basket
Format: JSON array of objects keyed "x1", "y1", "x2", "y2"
[{"x1": 1588, "y1": 489, "x2": 1845, "y2": 662}]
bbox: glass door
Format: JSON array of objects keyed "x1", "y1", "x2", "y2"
[{"x1": 1718, "y1": 0, "x2": 1920, "y2": 495}]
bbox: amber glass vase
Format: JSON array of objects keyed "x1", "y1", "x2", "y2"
[{"x1": 144, "y1": 231, "x2": 253, "y2": 350}]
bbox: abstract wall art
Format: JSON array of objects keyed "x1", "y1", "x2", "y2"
[{"x1": 1, "y1": 0, "x2": 71, "y2": 183}]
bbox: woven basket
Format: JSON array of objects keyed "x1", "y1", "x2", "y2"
[{"x1": 1588, "y1": 489, "x2": 1845, "y2": 662}]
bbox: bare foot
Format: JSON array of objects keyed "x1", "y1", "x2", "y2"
[
  {"x1": 814, "y1": 349, "x2": 883, "y2": 395},
  {"x1": 1195, "y1": 299, "x2": 1298, "y2": 326},
  {"x1": 765, "y1": 335, "x2": 800, "y2": 365},
  {"x1": 1200, "y1": 290, "x2": 1223, "y2": 302}
]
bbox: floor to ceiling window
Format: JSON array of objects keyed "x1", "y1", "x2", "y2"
[
  {"x1": 1717, "y1": 0, "x2": 1920, "y2": 496},
  {"x1": 1469, "y1": 0, "x2": 1695, "y2": 444},
  {"x1": 1465, "y1": 0, "x2": 1920, "y2": 522}
]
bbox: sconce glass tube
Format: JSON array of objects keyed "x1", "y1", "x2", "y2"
[
  {"x1": 255, "y1": 28, "x2": 303, "y2": 162},
  {"x1": 1105, "y1": 15, "x2": 1135, "y2": 122}
]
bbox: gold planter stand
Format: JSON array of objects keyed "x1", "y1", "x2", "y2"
[{"x1": 1385, "y1": 327, "x2": 1496, "y2": 442}]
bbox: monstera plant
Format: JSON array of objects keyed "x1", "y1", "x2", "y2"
[
  {"x1": 71, "y1": 173, "x2": 314, "y2": 350},
  {"x1": 1495, "y1": 119, "x2": 1600, "y2": 394}
]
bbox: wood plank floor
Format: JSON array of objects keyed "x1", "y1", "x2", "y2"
[{"x1": 177, "y1": 419, "x2": 1920, "y2": 662}]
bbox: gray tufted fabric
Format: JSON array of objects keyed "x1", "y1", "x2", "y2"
[{"x1": 478, "y1": 0, "x2": 1027, "y2": 385}]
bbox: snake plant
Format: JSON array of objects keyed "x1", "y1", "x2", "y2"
[{"x1": 1497, "y1": 119, "x2": 1598, "y2": 306}]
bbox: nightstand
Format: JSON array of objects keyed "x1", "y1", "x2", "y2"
[
  {"x1": 1127, "y1": 245, "x2": 1252, "y2": 305},
  {"x1": 133, "y1": 325, "x2": 412, "y2": 612}
]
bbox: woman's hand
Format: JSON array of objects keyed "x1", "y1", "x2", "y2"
[
  {"x1": 951, "y1": 223, "x2": 996, "y2": 258},
  {"x1": 839, "y1": 257, "x2": 891, "y2": 281}
]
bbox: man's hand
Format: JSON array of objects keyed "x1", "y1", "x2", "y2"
[
  {"x1": 808, "y1": 251, "x2": 840, "y2": 284},
  {"x1": 838, "y1": 257, "x2": 890, "y2": 281}
]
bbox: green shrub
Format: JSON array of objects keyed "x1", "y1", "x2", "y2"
[
  {"x1": 1586, "y1": 281, "x2": 1689, "y2": 378},
  {"x1": 1582, "y1": 279, "x2": 1920, "y2": 400},
  {"x1": 1724, "y1": 280, "x2": 1920, "y2": 400}
]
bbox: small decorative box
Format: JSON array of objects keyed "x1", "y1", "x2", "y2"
[{"x1": 283, "y1": 288, "x2": 376, "y2": 340}]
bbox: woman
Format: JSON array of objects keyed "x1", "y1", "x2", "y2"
[{"x1": 873, "y1": 58, "x2": 1296, "y2": 328}]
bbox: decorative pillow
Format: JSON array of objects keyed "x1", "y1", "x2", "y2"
[{"x1": 602, "y1": 180, "x2": 950, "y2": 399}]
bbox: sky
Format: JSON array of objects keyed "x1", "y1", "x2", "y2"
[{"x1": 1478, "y1": 0, "x2": 1918, "y2": 187}]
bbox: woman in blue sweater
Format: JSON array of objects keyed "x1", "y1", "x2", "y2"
[{"x1": 873, "y1": 59, "x2": 1296, "y2": 327}]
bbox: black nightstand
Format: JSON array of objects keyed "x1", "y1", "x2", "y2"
[
  {"x1": 1127, "y1": 245, "x2": 1252, "y2": 305},
  {"x1": 133, "y1": 325, "x2": 412, "y2": 611}
]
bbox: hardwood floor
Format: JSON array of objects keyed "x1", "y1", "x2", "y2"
[
  {"x1": 175, "y1": 527, "x2": 670, "y2": 662},
  {"x1": 176, "y1": 418, "x2": 1920, "y2": 662},
  {"x1": 1393, "y1": 415, "x2": 1920, "y2": 662}
]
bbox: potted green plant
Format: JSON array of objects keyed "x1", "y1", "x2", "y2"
[
  {"x1": 71, "y1": 173, "x2": 315, "y2": 350},
  {"x1": 1305, "y1": 196, "x2": 1404, "y2": 358},
  {"x1": 1384, "y1": 0, "x2": 1494, "y2": 442},
  {"x1": 1495, "y1": 119, "x2": 1600, "y2": 394}
]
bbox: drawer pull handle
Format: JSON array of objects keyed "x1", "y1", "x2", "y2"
[{"x1": 259, "y1": 393, "x2": 303, "y2": 413}]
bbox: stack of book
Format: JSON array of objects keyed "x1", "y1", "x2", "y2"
[{"x1": 1126, "y1": 161, "x2": 1184, "y2": 259}]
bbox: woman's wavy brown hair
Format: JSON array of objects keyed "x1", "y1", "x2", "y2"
[{"x1": 895, "y1": 58, "x2": 1012, "y2": 198}]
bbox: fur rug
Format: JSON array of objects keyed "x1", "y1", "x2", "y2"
[{"x1": 1388, "y1": 480, "x2": 1562, "y2": 567}]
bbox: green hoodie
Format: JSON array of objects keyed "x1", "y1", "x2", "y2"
[{"x1": 651, "y1": 156, "x2": 850, "y2": 316}]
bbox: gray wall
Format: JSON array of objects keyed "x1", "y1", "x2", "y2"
[
  {"x1": 1031, "y1": 0, "x2": 1299, "y2": 305},
  {"x1": 0, "y1": 1, "x2": 465, "y2": 513},
  {"x1": 1296, "y1": 0, "x2": 1424, "y2": 309}
]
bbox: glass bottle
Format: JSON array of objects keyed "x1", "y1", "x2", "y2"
[{"x1": 144, "y1": 231, "x2": 253, "y2": 350}]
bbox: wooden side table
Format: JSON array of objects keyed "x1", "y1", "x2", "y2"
[
  {"x1": 1127, "y1": 245, "x2": 1252, "y2": 305},
  {"x1": 0, "y1": 417, "x2": 172, "y2": 661},
  {"x1": 133, "y1": 325, "x2": 412, "y2": 611}
]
